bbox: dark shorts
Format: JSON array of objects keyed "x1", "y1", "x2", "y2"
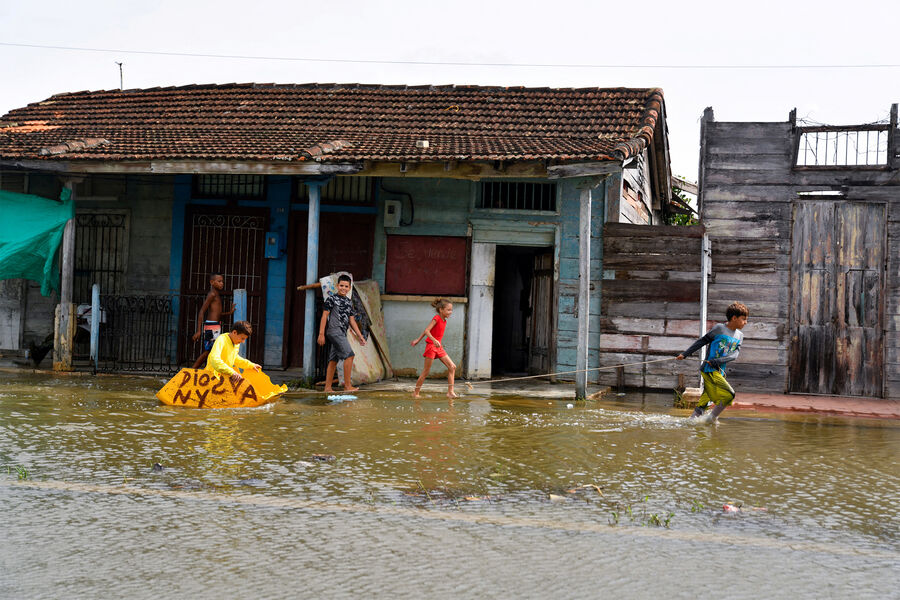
[
  {"x1": 326, "y1": 331, "x2": 355, "y2": 362},
  {"x1": 202, "y1": 321, "x2": 222, "y2": 351}
]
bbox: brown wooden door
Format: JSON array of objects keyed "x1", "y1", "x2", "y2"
[
  {"x1": 789, "y1": 201, "x2": 884, "y2": 396},
  {"x1": 178, "y1": 206, "x2": 268, "y2": 364},
  {"x1": 528, "y1": 251, "x2": 554, "y2": 374},
  {"x1": 284, "y1": 212, "x2": 375, "y2": 368}
]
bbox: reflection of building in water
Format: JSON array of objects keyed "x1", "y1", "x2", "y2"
[{"x1": 200, "y1": 416, "x2": 248, "y2": 482}]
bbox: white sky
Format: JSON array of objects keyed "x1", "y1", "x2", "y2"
[{"x1": 1, "y1": 0, "x2": 898, "y2": 180}]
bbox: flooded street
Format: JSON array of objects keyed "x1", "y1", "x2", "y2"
[{"x1": 2, "y1": 372, "x2": 898, "y2": 599}]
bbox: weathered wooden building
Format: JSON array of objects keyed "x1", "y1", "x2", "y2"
[
  {"x1": 0, "y1": 83, "x2": 676, "y2": 396},
  {"x1": 698, "y1": 104, "x2": 900, "y2": 400}
]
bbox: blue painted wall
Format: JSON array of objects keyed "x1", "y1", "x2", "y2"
[
  {"x1": 263, "y1": 176, "x2": 292, "y2": 366},
  {"x1": 163, "y1": 173, "x2": 610, "y2": 377},
  {"x1": 370, "y1": 175, "x2": 609, "y2": 380}
]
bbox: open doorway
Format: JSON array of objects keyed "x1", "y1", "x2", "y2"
[{"x1": 492, "y1": 245, "x2": 554, "y2": 376}]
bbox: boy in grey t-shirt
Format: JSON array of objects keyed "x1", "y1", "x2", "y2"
[
  {"x1": 676, "y1": 302, "x2": 749, "y2": 422},
  {"x1": 317, "y1": 274, "x2": 367, "y2": 393}
]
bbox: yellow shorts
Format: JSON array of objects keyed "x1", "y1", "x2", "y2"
[{"x1": 699, "y1": 370, "x2": 735, "y2": 408}]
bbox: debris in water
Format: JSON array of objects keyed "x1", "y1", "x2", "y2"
[
  {"x1": 566, "y1": 484, "x2": 603, "y2": 496},
  {"x1": 151, "y1": 462, "x2": 164, "y2": 472},
  {"x1": 549, "y1": 494, "x2": 566, "y2": 502},
  {"x1": 328, "y1": 394, "x2": 357, "y2": 402},
  {"x1": 311, "y1": 454, "x2": 335, "y2": 462},
  {"x1": 723, "y1": 503, "x2": 741, "y2": 513}
]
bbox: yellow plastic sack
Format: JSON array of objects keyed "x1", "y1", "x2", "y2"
[{"x1": 156, "y1": 368, "x2": 288, "y2": 408}]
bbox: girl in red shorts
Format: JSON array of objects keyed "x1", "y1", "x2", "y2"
[{"x1": 411, "y1": 298, "x2": 458, "y2": 399}]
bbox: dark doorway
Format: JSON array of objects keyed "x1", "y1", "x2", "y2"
[
  {"x1": 178, "y1": 206, "x2": 269, "y2": 365},
  {"x1": 284, "y1": 211, "x2": 375, "y2": 368},
  {"x1": 492, "y1": 245, "x2": 554, "y2": 376}
]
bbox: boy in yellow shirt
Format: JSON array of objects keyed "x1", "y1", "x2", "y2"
[{"x1": 205, "y1": 320, "x2": 261, "y2": 385}]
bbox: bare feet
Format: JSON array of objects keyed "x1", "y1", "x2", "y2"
[
  {"x1": 324, "y1": 388, "x2": 334, "y2": 394},
  {"x1": 413, "y1": 390, "x2": 422, "y2": 398},
  {"x1": 344, "y1": 386, "x2": 359, "y2": 393},
  {"x1": 447, "y1": 390, "x2": 459, "y2": 399}
]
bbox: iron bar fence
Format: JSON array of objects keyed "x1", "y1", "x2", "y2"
[
  {"x1": 75, "y1": 291, "x2": 338, "y2": 379},
  {"x1": 91, "y1": 294, "x2": 178, "y2": 373}
]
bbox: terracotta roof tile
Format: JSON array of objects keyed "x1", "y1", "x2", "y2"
[{"x1": 0, "y1": 83, "x2": 665, "y2": 163}]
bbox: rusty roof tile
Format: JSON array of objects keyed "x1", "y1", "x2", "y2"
[{"x1": 0, "y1": 83, "x2": 666, "y2": 163}]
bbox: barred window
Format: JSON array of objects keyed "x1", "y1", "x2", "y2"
[
  {"x1": 479, "y1": 181, "x2": 557, "y2": 211},
  {"x1": 193, "y1": 175, "x2": 266, "y2": 200},
  {"x1": 296, "y1": 176, "x2": 375, "y2": 205},
  {"x1": 795, "y1": 127, "x2": 889, "y2": 168}
]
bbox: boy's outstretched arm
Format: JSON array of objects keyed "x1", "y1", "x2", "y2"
[
  {"x1": 348, "y1": 316, "x2": 366, "y2": 345},
  {"x1": 677, "y1": 330, "x2": 716, "y2": 360},
  {"x1": 192, "y1": 293, "x2": 214, "y2": 341},
  {"x1": 317, "y1": 310, "x2": 329, "y2": 346}
]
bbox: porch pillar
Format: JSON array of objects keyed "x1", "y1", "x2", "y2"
[
  {"x1": 465, "y1": 242, "x2": 495, "y2": 379},
  {"x1": 54, "y1": 179, "x2": 77, "y2": 371},
  {"x1": 575, "y1": 185, "x2": 591, "y2": 399},
  {"x1": 573, "y1": 176, "x2": 608, "y2": 399},
  {"x1": 302, "y1": 180, "x2": 325, "y2": 380}
]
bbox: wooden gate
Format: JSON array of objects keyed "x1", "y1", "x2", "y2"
[
  {"x1": 178, "y1": 206, "x2": 268, "y2": 364},
  {"x1": 528, "y1": 251, "x2": 554, "y2": 374},
  {"x1": 789, "y1": 201, "x2": 885, "y2": 397}
]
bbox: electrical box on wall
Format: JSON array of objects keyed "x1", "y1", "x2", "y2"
[
  {"x1": 264, "y1": 231, "x2": 283, "y2": 258},
  {"x1": 384, "y1": 200, "x2": 402, "y2": 228}
]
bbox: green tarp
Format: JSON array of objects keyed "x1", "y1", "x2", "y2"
[{"x1": 0, "y1": 188, "x2": 73, "y2": 296}]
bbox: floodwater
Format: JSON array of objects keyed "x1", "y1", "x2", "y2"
[{"x1": 1, "y1": 372, "x2": 898, "y2": 599}]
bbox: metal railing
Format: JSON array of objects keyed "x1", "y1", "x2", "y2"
[
  {"x1": 794, "y1": 124, "x2": 891, "y2": 168},
  {"x1": 93, "y1": 293, "x2": 178, "y2": 373}
]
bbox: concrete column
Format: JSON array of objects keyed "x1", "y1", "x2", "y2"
[
  {"x1": 302, "y1": 181, "x2": 324, "y2": 379},
  {"x1": 234, "y1": 288, "x2": 247, "y2": 359},
  {"x1": 575, "y1": 186, "x2": 591, "y2": 399},
  {"x1": 466, "y1": 242, "x2": 495, "y2": 379}
]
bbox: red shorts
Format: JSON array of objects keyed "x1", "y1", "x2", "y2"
[{"x1": 423, "y1": 345, "x2": 448, "y2": 360}]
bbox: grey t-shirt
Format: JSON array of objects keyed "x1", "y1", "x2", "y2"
[{"x1": 682, "y1": 323, "x2": 743, "y2": 374}]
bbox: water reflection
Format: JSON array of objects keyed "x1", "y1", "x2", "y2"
[{"x1": 1, "y1": 372, "x2": 898, "y2": 598}]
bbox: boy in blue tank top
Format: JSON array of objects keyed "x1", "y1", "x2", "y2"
[{"x1": 677, "y1": 302, "x2": 749, "y2": 422}]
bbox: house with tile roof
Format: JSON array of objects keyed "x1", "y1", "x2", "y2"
[{"x1": 0, "y1": 83, "x2": 674, "y2": 396}]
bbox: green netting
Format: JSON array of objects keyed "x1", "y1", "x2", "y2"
[{"x1": 0, "y1": 187, "x2": 73, "y2": 296}]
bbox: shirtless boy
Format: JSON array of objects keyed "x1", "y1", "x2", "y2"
[{"x1": 192, "y1": 273, "x2": 235, "y2": 369}]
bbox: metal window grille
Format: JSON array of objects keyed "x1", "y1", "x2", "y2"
[
  {"x1": 73, "y1": 212, "x2": 129, "y2": 304},
  {"x1": 297, "y1": 176, "x2": 374, "y2": 204},
  {"x1": 479, "y1": 181, "x2": 557, "y2": 211},
  {"x1": 0, "y1": 170, "x2": 28, "y2": 193},
  {"x1": 193, "y1": 175, "x2": 266, "y2": 199},
  {"x1": 795, "y1": 126, "x2": 890, "y2": 167}
]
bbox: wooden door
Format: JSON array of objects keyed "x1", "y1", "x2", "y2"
[
  {"x1": 789, "y1": 201, "x2": 884, "y2": 396},
  {"x1": 528, "y1": 251, "x2": 554, "y2": 374},
  {"x1": 284, "y1": 212, "x2": 375, "y2": 368},
  {"x1": 178, "y1": 206, "x2": 268, "y2": 364}
]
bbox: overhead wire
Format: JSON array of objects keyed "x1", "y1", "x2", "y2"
[{"x1": 2, "y1": 42, "x2": 900, "y2": 70}]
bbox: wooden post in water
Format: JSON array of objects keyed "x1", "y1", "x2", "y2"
[{"x1": 54, "y1": 179, "x2": 77, "y2": 371}]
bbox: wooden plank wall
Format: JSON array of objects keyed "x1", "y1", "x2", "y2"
[
  {"x1": 699, "y1": 113, "x2": 900, "y2": 399},
  {"x1": 598, "y1": 222, "x2": 707, "y2": 389}
]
